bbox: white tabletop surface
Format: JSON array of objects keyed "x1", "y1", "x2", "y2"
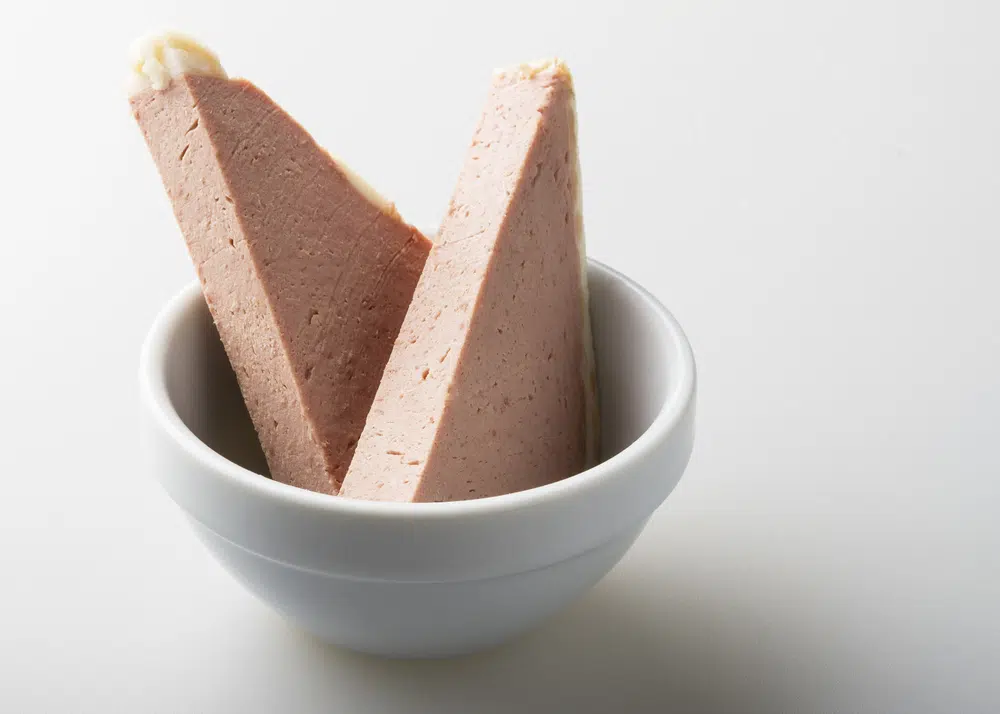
[{"x1": 2, "y1": 1, "x2": 997, "y2": 711}]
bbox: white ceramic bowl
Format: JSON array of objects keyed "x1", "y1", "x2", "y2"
[{"x1": 139, "y1": 260, "x2": 696, "y2": 658}]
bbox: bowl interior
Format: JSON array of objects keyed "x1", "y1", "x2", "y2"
[{"x1": 163, "y1": 262, "x2": 678, "y2": 489}]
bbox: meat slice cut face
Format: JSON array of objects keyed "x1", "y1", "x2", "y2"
[
  {"x1": 341, "y1": 60, "x2": 599, "y2": 503},
  {"x1": 132, "y1": 65, "x2": 431, "y2": 494}
]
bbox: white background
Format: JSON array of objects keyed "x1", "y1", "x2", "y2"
[{"x1": 1, "y1": 1, "x2": 998, "y2": 711}]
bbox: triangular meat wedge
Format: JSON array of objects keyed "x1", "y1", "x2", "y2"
[
  {"x1": 129, "y1": 34, "x2": 431, "y2": 494},
  {"x1": 341, "y1": 59, "x2": 599, "y2": 502}
]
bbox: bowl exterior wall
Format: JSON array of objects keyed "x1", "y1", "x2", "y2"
[{"x1": 186, "y1": 516, "x2": 647, "y2": 658}]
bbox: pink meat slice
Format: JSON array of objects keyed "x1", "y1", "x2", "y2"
[
  {"x1": 131, "y1": 74, "x2": 431, "y2": 494},
  {"x1": 341, "y1": 62, "x2": 599, "y2": 503}
]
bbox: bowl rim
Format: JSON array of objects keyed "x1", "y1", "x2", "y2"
[{"x1": 139, "y1": 259, "x2": 696, "y2": 521}]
